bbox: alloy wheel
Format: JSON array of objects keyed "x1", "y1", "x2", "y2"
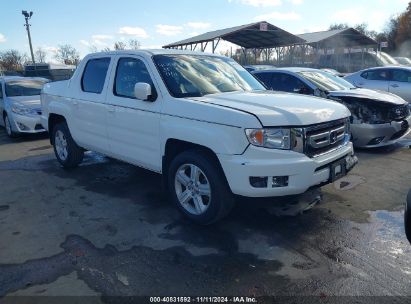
[
  {"x1": 55, "y1": 130, "x2": 68, "y2": 161},
  {"x1": 174, "y1": 163, "x2": 211, "y2": 215}
]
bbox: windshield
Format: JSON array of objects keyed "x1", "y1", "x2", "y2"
[
  {"x1": 5, "y1": 79, "x2": 47, "y2": 97},
  {"x1": 298, "y1": 70, "x2": 355, "y2": 92},
  {"x1": 153, "y1": 55, "x2": 265, "y2": 98}
]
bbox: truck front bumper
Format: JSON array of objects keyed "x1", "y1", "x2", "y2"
[{"x1": 218, "y1": 142, "x2": 356, "y2": 197}]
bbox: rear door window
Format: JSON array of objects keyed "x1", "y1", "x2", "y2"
[
  {"x1": 81, "y1": 58, "x2": 111, "y2": 93},
  {"x1": 254, "y1": 73, "x2": 273, "y2": 89},
  {"x1": 363, "y1": 69, "x2": 391, "y2": 81}
]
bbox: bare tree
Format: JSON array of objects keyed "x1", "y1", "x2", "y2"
[
  {"x1": 55, "y1": 44, "x2": 80, "y2": 65},
  {"x1": 102, "y1": 47, "x2": 111, "y2": 52},
  {"x1": 114, "y1": 41, "x2": 126, "y2": 50},
  {"x1": 35, "y1": 47, "x2": 47, "y2": 63},
  {"x1": 0, "y1": 49, "x2": 26, "y2": 71},
  {"x1": 89, "y1": 45, "x2": 99, "y2": 53},
  {"x1": 128, "y1": 39, "x2": 141, "y2": 50}
]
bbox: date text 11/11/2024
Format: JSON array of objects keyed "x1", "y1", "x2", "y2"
[{"x1": 149, "y1": 296, "x2": 258, "y2": 303}]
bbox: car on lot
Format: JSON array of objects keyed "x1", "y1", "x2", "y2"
[
  {"x1": 318, "y1": 51, "x2": 399, "y2": 73},
  {"x1": 344, "y1": 66, "x2": 411, "y2": 103},
  {"x1": 41, "y1": 50, "x2": 357, "y2": 224},
  {"x1": 394, "y1": 57, "x2": 411, "y2": 66},
  {"x1": 0, "y1": 76, "x2": 48, "y2": 137},
  {"x1": 253, "y1": 68, "x2": 411, "y2": 148}
]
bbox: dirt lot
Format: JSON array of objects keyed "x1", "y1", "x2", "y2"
[{"x1": 0, "y1": 128, "x2": 411, "y2": 302}]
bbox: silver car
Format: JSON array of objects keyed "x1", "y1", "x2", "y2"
[
  {"x1": 344, "y1": 66, "x2": 411, "y2": 103},
  {"x1": 394, "y1": 57, "x2": 411, "y2": 66},
  {"x1": 0, "y1": 77, "x2": 48, "y2": 137},
  {"x1": 253, "y1": 67, "x2": 411, "y2": 148}
]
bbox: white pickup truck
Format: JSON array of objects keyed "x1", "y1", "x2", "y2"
[{"x1": 41, "y1": 50, "x2": 357, "y2": 224}]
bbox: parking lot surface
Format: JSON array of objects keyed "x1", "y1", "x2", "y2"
[{"x1": 0, "y1": 129, "x2": 411, "y2": 302}]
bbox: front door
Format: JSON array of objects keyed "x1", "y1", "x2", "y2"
[
  {"x1": 105, "y1": 56, "x2": 162, "y2": 172},
  {"x1": 389, "y1": 69, "x2": 411, "y2": 102}
]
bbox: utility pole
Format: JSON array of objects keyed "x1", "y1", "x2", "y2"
[{"x1": 22, "y1": 10, "x2": 35, "y2": 64}]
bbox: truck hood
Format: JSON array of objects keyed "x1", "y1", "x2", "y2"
[
  {"x1": 6, "y1": 96, "x2": 41, "y2": 109},
  {"x1": 328, "y1": 88, "x2": 406, "y2": 105},
  {"x1": 190, "y1": 91, "x2": 350, "y2": 126}
]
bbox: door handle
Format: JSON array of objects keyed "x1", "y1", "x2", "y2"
[
  {"x1": 108, "y1": 107, "x2": 115, "y2": 113},
  {"x1": 73, "y1": 100, "x2": 78, "y2": 105},
  {"x1": 390, "y1": 84, "x2": 399, "y2": 88}
]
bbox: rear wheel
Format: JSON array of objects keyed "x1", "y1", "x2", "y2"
[
  {"x1": 52, "y1": 122, "x2": 84, "y2": 169},
  {"x1": 168, "y1": 150, "x2": 235, "y2": 225}
]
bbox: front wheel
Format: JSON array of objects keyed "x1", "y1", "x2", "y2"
[
  {"x1": 168, "y1": 150, "x2": 235, "y2": 225},
  {"x1": 4, "y1": 114, "x2": 18, "y2": 138},
  {"x1": 52, "y1": 122, "x2": 84, "y2": 169}
]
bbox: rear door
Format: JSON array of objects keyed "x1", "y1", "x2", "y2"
[
  {"x1": 105, "y1": 55, "x2": 162, "y2": 172},
  {"x1": 389, "y1": 69, "x2": 411, "y2": 102},
  {"x1": 355, "y1": 69, "x2": 390, "y2": 92},
  {"x1": 70, "y1": 57, "x2": 113, "y2": 154}
]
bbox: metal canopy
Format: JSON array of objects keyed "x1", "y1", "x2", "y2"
[
  {"x1": 163, "y1": 21, "x2": 305, "y2": 50},
  {"x1": 297, "y1": 28, "x2": 377, "y2": 48}
]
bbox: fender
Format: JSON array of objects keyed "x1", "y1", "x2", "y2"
[{"x1": 160, "y1": 114, "x2": 250, "y2": 157}]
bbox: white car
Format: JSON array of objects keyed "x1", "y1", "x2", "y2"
[
  {"x1": 345, "y1": 66, "x2": 411, "y2": 103},
  {"x1": 0, "y1": 76, "x2": 48, "y2": 137},
  {"x1": 41, "y1": 50, "x2": 357, "y2": 224}
]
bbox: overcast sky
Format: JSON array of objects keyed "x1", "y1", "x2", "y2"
[{"x1": 0, "y1": 0, "x2": 409, "y2": 61}]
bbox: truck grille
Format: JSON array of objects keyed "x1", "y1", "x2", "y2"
[{"x1": 295, "y1": 119, "x2": 350, "y2": 158}]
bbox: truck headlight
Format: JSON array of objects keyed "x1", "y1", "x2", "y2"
[
  {"x1": 245, "y1": 128, "x2": 291, "y2": 150},
  {"x1": 11, "y1": 104, "x2": 37, "y2": 116}
]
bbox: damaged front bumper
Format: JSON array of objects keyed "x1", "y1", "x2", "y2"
[{"x1": 351, "y1": 115, "x2": 411, "y2": 148}]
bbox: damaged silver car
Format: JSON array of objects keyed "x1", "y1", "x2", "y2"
[{"x1": 253, "y1": 68, "x2": 411, "y2": 148}]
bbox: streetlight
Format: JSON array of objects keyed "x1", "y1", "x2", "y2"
[{"x1": 22, "y1": 10, "x2": 35, "y2": 64}]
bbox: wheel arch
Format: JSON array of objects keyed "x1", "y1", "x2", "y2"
[
  {"x1": 162, "y1": 139, "x2": 229, "y2": 190},
  {"x1": 48, "y1": 113, "x2": 66, "y2": 144}
]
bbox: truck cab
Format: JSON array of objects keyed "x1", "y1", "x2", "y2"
[{"x1": 41, "y1": 50, "x2": 357, "y2": 224}]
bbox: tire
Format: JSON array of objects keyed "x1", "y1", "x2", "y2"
[
  {"x1": 3, "y1": 114, "x2": 18, "y2": 138},
  {"x1": 405, "y1": 189, "x2": 411, "y2": 244},
  {"x1": 52, "y1": 121, "x2": 84, "y2": 169},
  {"x1": 167, "y1": 149, "x2": 235, "y2": 225}
]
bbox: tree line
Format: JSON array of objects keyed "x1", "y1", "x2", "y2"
[
  {"x1": 325, "y1": 1, "x2": 411, "y2": 56},
  {"x1": 0, "y1": 39, "x2": 141, "y2": 72}
]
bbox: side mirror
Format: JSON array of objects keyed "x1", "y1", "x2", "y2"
[
  {"x1": 294, "y1": 87, "x2": 312, "y2": 95},
  {"x1": 134, "y1": 82, "x2": 152, "y2": 101}
]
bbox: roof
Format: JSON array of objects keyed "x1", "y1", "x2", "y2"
[
  {"x1": 0, "y1": 76, "x2": 49, "y2": 82},
  {"x1": 297, "y1": 28, "x2": 377, "y2": 48},
  {"x1": 252, "y1": 67, "x2": 319, "y2": 73},
  {"x1": 88, "y1": 49, "x2": 221, "y2": 57},
  {"x1": 163, "y1": 22, "x2": 305, "y2": 49}
]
